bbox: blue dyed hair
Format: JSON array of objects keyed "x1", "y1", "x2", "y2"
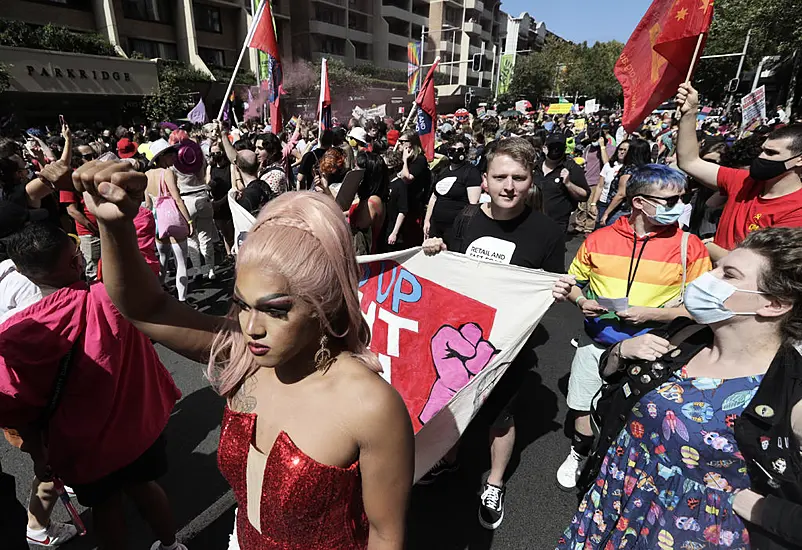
[{"x1": 626, "y1": 164, "x2": 687, "y2": 202}]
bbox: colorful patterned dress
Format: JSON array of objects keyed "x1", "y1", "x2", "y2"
[{"x1": 557, "y1": 367, "x2": 762, "y2": 550}]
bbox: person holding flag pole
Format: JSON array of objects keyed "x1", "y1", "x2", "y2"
[
  {"x1": 216, "y1": 0, "x2": 283, "y2": 131},
  {"x1": 555, "y1": 0, "x2": 729, "y2": 548}
]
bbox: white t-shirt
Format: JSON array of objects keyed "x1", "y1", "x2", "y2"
[
  {"x1": 599, "y1": 162, "x2": 623, "y2": 203},
  {"x1": 0, "y1": 259, "x2": 42, "y2": 323}
]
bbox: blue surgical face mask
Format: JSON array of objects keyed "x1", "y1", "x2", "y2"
[
  {"x1": 684, "y1": 272, "x2": 766, "y2": 325},
  {"x1": 642, "y1": 198, "x2": 685, "y2": 226}
]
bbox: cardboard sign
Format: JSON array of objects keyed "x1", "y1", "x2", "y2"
[
  {"x1": 741, "y1": 86, "x2": 767, "y2": 131},
  {"x1": 547, "y1": 103, "x2": 573, "y2": 115}
]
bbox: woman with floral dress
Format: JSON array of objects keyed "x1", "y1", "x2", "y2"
[{"x1": 555, "y1": 227, "x2": 802, "y2": 549}]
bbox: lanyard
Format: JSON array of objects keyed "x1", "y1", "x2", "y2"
[{"x1": 626, "y1": 233, "x2": 650, "y2": 298}]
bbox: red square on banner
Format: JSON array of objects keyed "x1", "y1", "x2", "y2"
[{"x1": 359, "y1": 260, "x2": 497, "y2": 433}]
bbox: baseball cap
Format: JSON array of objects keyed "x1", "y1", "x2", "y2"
[
  {"x1": 545, "y1": 133, "x2": 566, "y2": 147},
  {"x1": 0, "y1": 201, "x2": 48, "y2": 239},
  {"x1": 117, "y1": 138, "x2": 137, "y2": 158}
]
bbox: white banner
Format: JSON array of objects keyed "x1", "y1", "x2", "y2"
[
  {"x1": 584, "y1": 98, "x2": 598, "y2": 114},
  {"x1": 741, "y1": 85, "x2": 767, "y2": 130},
  {"x1": 228, "y1": 196, "x2": 557, "y2": 480},
  {"x1": 364, "y1": 104, "x2": 387, "y2": 119}
]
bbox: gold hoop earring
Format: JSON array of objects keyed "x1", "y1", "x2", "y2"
[{"x1": 314, "y1": 334, "x2": 334, "y2": 371}]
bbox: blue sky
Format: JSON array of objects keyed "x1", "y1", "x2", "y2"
[{"x1": 502, "y1": 0, "x2": 650, "y2": 44}]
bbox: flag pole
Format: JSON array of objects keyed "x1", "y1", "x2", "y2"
[
  {"x1": 675, "y1": 33, "x2": 706, "y2": 119},
  {"x1": 397, "y1": 55, "x2": 440, "y2": 140},
  {"x1": 217, "y1": 0, "x2": 267, "y2": 121}
]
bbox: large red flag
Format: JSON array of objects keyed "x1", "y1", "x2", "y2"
[
  {"x1": 415, "y1": 59, "x2": 439, "y2": 161},
  {"x1": 615, "y1": 0, "x2": 714, "y2": 132},
  {"x1": 249, "y1": 1, "x2": 283, "y2": 131}
]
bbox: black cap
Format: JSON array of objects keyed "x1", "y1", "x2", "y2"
[
  {"x1": 545, "y1": 133, "x2": 566, "y2": 147},
  {"x1": 0, "y1": 201, "x2": 48, "y2": 239}
]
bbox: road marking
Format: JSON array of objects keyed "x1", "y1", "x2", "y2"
[{"x1": 176, "y1": 489, "x2": 236, "y2": 543}]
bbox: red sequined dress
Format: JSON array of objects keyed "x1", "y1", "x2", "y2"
[{"x1": 218, "y1": 407, "x2": 369, "y2": 549}]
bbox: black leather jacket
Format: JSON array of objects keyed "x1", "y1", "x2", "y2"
[{"x1": 734, "y1": 344, "x2": 802, "y2": 549}]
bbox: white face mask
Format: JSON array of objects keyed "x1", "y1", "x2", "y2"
[{"x1": 684, "y1": 272, "x2": 766, "y2": 325}]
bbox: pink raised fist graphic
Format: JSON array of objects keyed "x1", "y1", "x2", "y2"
[{"x1": 419, "y1": 323, "x2": 498, "y2": 425}]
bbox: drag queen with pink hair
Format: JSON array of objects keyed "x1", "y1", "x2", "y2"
[{"x1": 74, "y1": 160, "x2": 414, "y2": 550}]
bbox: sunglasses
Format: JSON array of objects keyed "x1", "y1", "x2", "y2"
[
  {"x1": 398, "y1": 140, "x2": 411, "y2": 144},
  {"x1": 636, "y1": 193, "x2": 691, "y2": 209},
  {"x1": 81, "y1": 154, "x2": 96, "y2": 161}
]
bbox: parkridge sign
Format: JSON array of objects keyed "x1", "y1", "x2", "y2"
[{"x1": 0, "y1": 46, "x2": 158, "y2": 96}]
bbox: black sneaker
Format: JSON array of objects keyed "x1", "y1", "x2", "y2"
[
  {"x1": 416, "y1": 458, "x2": 459, "y2": 485},
  {"x1": 478, "y1": 482, "x2": 505, "y2": 530}
]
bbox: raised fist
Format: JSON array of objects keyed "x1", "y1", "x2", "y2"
[{"x1": 419, "y1": 323, "x2": 497, "y2": 424}]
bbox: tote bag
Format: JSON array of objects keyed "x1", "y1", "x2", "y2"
[{"x1": 154, "y1": 169, "x2": 190, "y2": 240}]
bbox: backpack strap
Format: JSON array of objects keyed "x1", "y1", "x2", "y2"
[{"x1": 679, "y1": 230, "x2": 689, "y2": 301}]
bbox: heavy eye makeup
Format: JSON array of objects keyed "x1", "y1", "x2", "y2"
[{"x1": 232, "y1": 291, "x2": 293, "y2": 319}]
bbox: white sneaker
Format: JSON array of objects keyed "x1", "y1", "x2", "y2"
[
  {"x1": 556, "y1": 448, "x2": 587, "y2": 491},
  {"x1": 26, "y1": 521, "x2": 78, "y2": 546},
  {"x1": 150, "y1": 542, "x2": 189, "y2": 550}
]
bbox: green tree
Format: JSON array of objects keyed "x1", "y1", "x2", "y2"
[
  {"x1": 694, "y1": 0, "x2": 802, "y2": 102},
  {"x1": 506, "y1": 37, "x2": 623, "y2": 107},
  {"x1": 143, "y1": 60, "x2": 211, "y2": 121}
]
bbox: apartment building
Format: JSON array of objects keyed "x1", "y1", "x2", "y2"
[{"x1": 2, "y1": 0, "x2": 269, "y2": 75}]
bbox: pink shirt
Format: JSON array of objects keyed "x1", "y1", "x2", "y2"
[{"x1": 0, "y1": 282, "x2": 180, "y2": 484}]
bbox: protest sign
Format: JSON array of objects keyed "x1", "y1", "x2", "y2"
[
  {"x1": 515, "y1": 99, "x2": 532, "y2": 113},
  {"x1": 574, "y1": 119, "x2": 586, "y2": 132},
  {"x1": 365, "y1": 104, "x2": 387, "y2": 119},
  {"x1": 584, "y1": 99, "x2": 598, "y2": 114},
  {"x1": 547, "y1": 103, "x2": 573, "y2": 115},
  {"x1": 228, "y1": 197, "x2": 558, "y2": 480},
  {"x1": 741, "y1": 86, "x2": 766, "y2": 131}
]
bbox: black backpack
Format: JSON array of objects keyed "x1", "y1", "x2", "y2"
[{"x1": 577, "y1": 318, "x2": 711, "y2": 496}]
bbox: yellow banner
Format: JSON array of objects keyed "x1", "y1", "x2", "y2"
[
  {"x1": 574, "y1": 119, "x2": 586, "y2": 131},
  {"x1": 547, "y1": 103, "x2": 573, "y2": 114}
]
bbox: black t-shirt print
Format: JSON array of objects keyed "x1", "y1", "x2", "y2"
[
  {"x1": 534, "y1": 158, "x2": 589, "y2": 230},
  {"x1": 447, "y1": 205, "x2": 565, "y2": 272},
  {"x1": 430, "y1": 163, "x2": 482, "y2": 240}
]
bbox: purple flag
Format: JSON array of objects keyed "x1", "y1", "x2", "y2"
[{"x1": 187, "y1": 98, "x2": 208, "y2": 124}]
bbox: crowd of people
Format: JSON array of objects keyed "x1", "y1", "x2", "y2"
[{"x1": 0, "y1": 79, "x2": 801, "y2": 550}]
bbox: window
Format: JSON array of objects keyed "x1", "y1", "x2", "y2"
[
  {"x1": 128, "y1": 38, "x2": 178, "y2": 60},
  {"x1": 199, "y1": 47, "x2": 226, "y2": 66},
  {"x1": 348, "y1": 12, "x2": 369, "y2": 32},
  {"x1": 317, "y1": 36, "x2": 345, "y2": 55},
  {"x1": 353, "y1": 41, "x2": 371, "y2": 60},
  {"x1": 314, "y1": 4, "x2": 345, "y2": 26},
  {"x1": 122, "y1": 0, "x2": 173, "y2": 22},
  {"x1": 194, "y1": 3, "x2": 222, "y2": 33}
]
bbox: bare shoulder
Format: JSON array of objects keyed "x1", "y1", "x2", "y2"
[{"x1": 331, "y1": 354, "x2": 411, "y2": 438}]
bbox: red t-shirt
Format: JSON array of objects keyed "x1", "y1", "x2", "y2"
[
  {"x1": 0, "y1": 283, "x2": 181, "y2": 484},
  {"x1": 59, "y1": 190, "x2": 98, "y2": 236},
  {"x1": 714, "y1": 167, "x2": 802, "y2": 250}
]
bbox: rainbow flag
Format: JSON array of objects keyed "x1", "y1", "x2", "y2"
[{"x1": 408, "y1": 41, "x2": 422, "y2": 95}]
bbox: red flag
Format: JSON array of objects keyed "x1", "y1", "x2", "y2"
[
  {"x1": 415, "y1": 59, "x2": 439, "y2": 161},
  {"x1": 249, "y1": 1, "x2": 283, "y2": 131},
  {"x1": 318, "y1": 58, "x2": 332, "y2": 132},
  {"x1": 615, "y1": 0, "x2": 714, "y2": 132}
]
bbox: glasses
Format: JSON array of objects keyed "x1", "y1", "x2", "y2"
[
  {"x1": 636, "y1": 193, "x2": 691, "y2": 209},
  {"x1": 398, "y1": 140, "x2": 411, "y2": 144},
  {"x1": 81, "y1": 154, "x2": 96, "y2": 161}
]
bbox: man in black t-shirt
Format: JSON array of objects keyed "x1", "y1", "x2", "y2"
[
  {"x1": 535, "y1": 134, "x2": 590, "y2": 232},
  {"x1": 422, "y1": 137, "x2": 565, "y2": 531},
  {"x1": 296, "y1": 130, "x2": 333, "y2": 191}
]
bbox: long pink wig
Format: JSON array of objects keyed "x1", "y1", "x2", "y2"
[{"x1": 207, "y1": 192, "x2": 379, "y2": 397}]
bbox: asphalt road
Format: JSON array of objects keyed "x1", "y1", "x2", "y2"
[{"x1": 6, "y1": 236, "x2": 588, "y2": 550}]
